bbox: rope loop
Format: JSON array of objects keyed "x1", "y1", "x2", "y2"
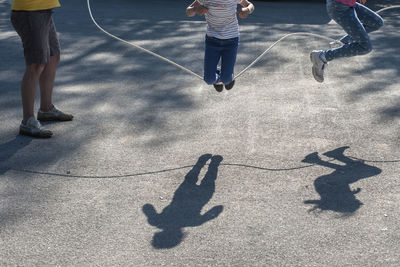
[{"x1": 87, "y1": 0, "x2": 400, "y2": 82}]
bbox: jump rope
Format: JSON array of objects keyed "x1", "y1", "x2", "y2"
[
  {"x1": 12, "y1": 155, "x2": 400, "y2": 179},
  {"x1": 86, "y1": 0, "x2": 400, "y2": 81}
]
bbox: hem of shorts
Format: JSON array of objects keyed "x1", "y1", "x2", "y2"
[{"x1": 25, "y1": 52, "x2": 60, "y2": 65}]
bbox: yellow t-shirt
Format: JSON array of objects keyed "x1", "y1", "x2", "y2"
[{"x1": 12, "y1": 0, "x2": 61, "y2": 11}]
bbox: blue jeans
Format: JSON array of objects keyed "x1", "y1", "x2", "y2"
[
  {"x1": 204, "y1": 35, "x2": 239, "y2": 85},
  {"x1": 324, "y1": 0, "x2": 383, "y2": 61}
]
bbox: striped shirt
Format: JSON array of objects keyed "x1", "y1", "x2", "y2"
[
  {"x1": 198, "y1": 0, "x2": 243, "y2": 39},
  {"x1": 334, "y1": 0, "x2": 356, "y2": 7}
]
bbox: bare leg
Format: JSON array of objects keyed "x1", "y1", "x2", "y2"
[
  {"x1": 39, "y1": 54, "x2": 60, "y2": 111},
  {"x1": 21, "y1": 63, "x2": 45, "y2": 123}
]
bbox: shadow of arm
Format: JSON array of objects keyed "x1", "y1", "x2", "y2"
[
  {"x1": 196, "y1": 205, "x2": 224, "y2": 226},
  {"x1": 142, "y1": 203, "x2": 160, "y2": 226}
]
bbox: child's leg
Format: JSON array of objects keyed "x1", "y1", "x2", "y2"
[
  {"x1": 204, "y1": 36, "x2": 222, "y2": 85},
  {"x1": 220, "y1": 37, "x2": 239, "y2": 85},
  {"x1": 324, "y1": 1, "x2": 372, "y2": 62},
  {"x1": 339, "y1": 3, "x2": 384, "y2": 44},
  {"x1": 354, "y1": 4, "x2": 384, "y2": 34}
]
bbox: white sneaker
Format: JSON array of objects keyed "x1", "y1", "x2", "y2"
[
  {"x1": 19, "y1": 117, "x2": 53, "y2": 138},
  {"x1": 310, "y1": 50, "x2": 328, "y2": 83}
]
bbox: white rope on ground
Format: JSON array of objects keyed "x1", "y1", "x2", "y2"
[{"x1": 87, "y1": 0, "x2": 400, "y2": 82}]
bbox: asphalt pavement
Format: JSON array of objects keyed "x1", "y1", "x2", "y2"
[{"x1": 1, "y1": 0, "x2": 399, "y2": 266}]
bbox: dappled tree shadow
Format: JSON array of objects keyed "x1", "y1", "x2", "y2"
[
  {"x1": 0, "y1": 0, "x2": 397, "y2": 228},
  {"x1": 365, "y1": 0, "x2": 398, "y2": 10},
  {"x1": 329, "y1": 2, "x2": 400, "y2": 121},
  {"x1": 142, "y1": 154, "x2": 223, "y2": 249},
  {"x1": 302, "y1": 146, "x2": 382, "y2": 214},
  {"x1": 0, "y1": 136, "x2": 32, "y2": 175}
]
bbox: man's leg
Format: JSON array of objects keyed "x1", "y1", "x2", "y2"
[
  {"x1": 36, "y1": 15, "x2": 73, "y2": 122},
  {"x1": 36, "y1": 53, "x2": 73, "y2": 122},
  {"x1": 37, "y1": 52, "x2": 73, "y2": 122},
  {"x1": 39, "y1": 54, "x2": 60, "y2": 111},
  {"x1": 21, "y1": 63, "x2": 45, "y2": 123}
]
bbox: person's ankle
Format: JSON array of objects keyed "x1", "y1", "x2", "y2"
[
  {"x1": 39, "y1": 104, "x2": 54, "y2": 112},
  {"x1": 22, "y1": 116, "x2": 34, "y2": 125},
  {"x1": 319, "y1": 52, "x2": 328, "y2": 63}
]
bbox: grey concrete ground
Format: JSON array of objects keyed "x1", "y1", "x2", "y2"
[{"x1": 1, "y1": 0, "x2": 399, "y2": 266}]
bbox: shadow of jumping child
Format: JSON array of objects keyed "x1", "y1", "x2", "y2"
[
  {"x1": 142, "y1": 154, "x2": 223, "y2": 249},
  {"x1": 302, "y1": 146, "x2": 382, "y2": 214}
]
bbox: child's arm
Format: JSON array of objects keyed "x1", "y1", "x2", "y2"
[
  {"x1": 186, "y1": 0, "x2": 208, "y2": 17},
  {"x1": 238, "y1": 0, "x2": 254, "y2": 19}
]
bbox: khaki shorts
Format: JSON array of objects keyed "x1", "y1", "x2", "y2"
[{"x1": 11, "y1": 9, "x2": 60, "y2": 65}]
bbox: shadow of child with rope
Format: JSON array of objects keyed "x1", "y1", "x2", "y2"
[
  {"x1": 302, "y1": 146, "x2": 382, "y2": 214},
  {"x1": 142, "y1": 154, "x2": 223, "y2": 249}
]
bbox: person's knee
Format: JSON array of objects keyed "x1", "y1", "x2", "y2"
[
  {"x1": 360, "y1": 40, "x2": 373, "y2": 55},
  {"x1": 51, "y1": 53, "x2": 61, "y2": 65},
  {"x1": 26, "y1": 63, "x2": 46, "y2": 77},
  {"x1": 365, "y1": 43, "x2": 373, "y2": 54},
  {"x1": 364, "y1": 40, "x2": 373, "y2": 54},
  {"x1": 374, "y1": 17, "x2": 384, "y2": 31}
]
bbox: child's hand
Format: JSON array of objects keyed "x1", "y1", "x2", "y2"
[
  {"x1": 238, "y1": 0, "x2": 254, "y2": 18},
  {"x1": 238, "y1": 8, "x2": 249, "y2": 19},
  {"x1": 195, "y1": 5, "x2": 209, "y2": 16},
  {"x1": 186, "y1": 1, "x2": 208, "y2": 17},
  {"x1": 359, "y1": 0, "x2": 367, "y2": 4}
]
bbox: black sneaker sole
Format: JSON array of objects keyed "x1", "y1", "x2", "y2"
[
  {"x1": 213, "y1": 84, "x2": 223, "y2": 92},
  {"x1": 225, "y1": 80, "x2": 235, "y2": 90},
  {"x1": 37, "y1": 117, "x2": 74, "y2": 122}
]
